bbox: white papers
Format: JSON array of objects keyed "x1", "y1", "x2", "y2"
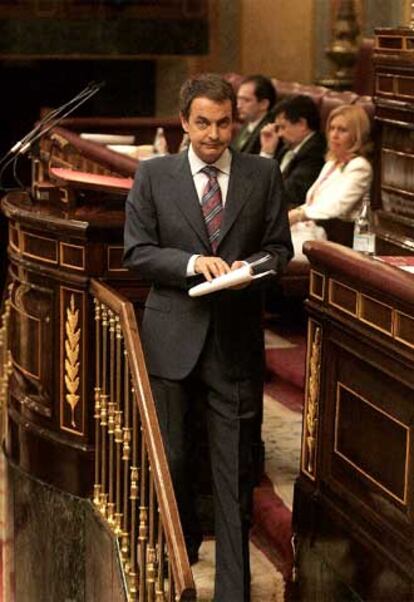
[
  {"x1": 106, "y1": 144, "x2": 154, "y2": 160},
  {"x1": 80, "y1": 133, "x2": 135, "y2": 145},
  {"x1": 188, "y1": 265, "x2": 276, "y2": 297},
  {"x1": 188, "y1": 254, "x2": 276, "y2": 297},
  {"x1": 189, "y1": 265, "x2": 253, "y2": 297}
]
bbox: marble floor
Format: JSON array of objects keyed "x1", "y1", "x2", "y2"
[{"x1": 192, "y1": 540, "x2": 285, "y2": 602}]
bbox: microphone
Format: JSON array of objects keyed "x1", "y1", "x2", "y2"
[
  {"x1": 18, "y1": 82, "x2": 104, "y2": 155},
  {"x1": 3, "y1": 81, "x2": 104, "y2": 161},
  {"x1": 0, "y1": 80, "x2": 105, "y2": 192}
]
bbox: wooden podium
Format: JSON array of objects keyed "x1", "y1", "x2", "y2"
[
  {"x1": 2, "y1": 167, "x2": 148, "y2": 497},
  {"x1": 293, "y1": 241, "x2": 414, "y2": 601},
  {"x1": 0, "y1": 160, "x2": 152, "y2": 599}
]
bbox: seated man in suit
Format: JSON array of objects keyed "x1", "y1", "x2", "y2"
[
  {"x1": 232, "y1": 74, "x2": 277, "y2": 154},
  {"x1": 260, "y1": 95, "x2": 326, "y2": 208}
]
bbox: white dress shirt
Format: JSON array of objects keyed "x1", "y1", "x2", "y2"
[{"x1": 186, "y1": 145, "x2": 232, "y2": 275}]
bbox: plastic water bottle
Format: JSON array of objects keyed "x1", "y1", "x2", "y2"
[
  {"x1": 353, "y1": 194, "x2": 375, "y2": 255},
  {"x1": 153, "y1": 127, "x2": 168, "y2": 155},
  {"x1": 178, "y1": 133, "x2": 190, "y2": 153}
]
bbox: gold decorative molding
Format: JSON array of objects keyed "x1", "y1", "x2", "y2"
[
  {"x1": 310, "y1": 270, "x2": 326, "y2": 301},
  {"x1": 22, "y1": 231, "x2": 59, "y2": 264},
  {"x1": 302, "y1": 321, "x2": 322, "y2": 480},
  {"x1": 326, "y1": 277, "x2": 414, "y2": 350},
  {"x1": 329, "y1": 279, "x2": 358, "y2": 316},
  {"x1": 64, "y1": 294, "x2": 81, "y2": 428},
  {"x1": 59, "y1": 242, "x2": 86, "y2": 271},
  {"x1": 107, "y1": 246, "x2": 128, "y2": 273},
  {"x1": 0, "y1": 293, "x2": 13, "y2": 439}
]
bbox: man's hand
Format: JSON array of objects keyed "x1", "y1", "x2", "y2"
[
  {"x1": 230, "y1": 260, "x2": 246, "y2": 271},
  {"x1": 194, "y1": 256, "x2": 231, "y2": 281},
  {"x1": 230, "y1": 260, "x2": 251, "y2": 289},
  {"x1": 260, "y1": 122, "x2": 280, "y2": 155},
  {"x1": 289, "y1": 207, "x2": 305, "y2": 225}
]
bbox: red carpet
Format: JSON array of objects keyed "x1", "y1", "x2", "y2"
[
  {"x1": 253, "y1": 322, "x2": 306, "y2": 584},
  {"x1": 265, "y1": 344, "x2": 306, "y2": 392},
  {"x1": 252, "y1": 476, "x2": 294, "y2": 580},
  {"x1": 265, "y1": 378, "x2": 303, "y2": 414}
]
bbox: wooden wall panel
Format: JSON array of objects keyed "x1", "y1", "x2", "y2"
[{"x1": 240, "y1": 0, "x2": 314, "y2": 83}]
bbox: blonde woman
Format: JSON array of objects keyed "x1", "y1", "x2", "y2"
[{"x1": 288, "y1": 104, "x2": 372, "y2": 259}]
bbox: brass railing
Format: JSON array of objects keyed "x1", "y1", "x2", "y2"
[
  {"x1": 90, "y1": 279, "x2": 196, "y2": 602},
  {"x1": 0, "y1": 291, "x2": 12, "y2": 439}
]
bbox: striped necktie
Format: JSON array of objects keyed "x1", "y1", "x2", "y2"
[{"x1": 201, "y1": 165, "x2": 223, "y2": 254}]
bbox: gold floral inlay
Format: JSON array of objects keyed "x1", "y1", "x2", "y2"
[
  {"x1": 303, "y1": 323, "x2": 321, "y2": 479},
  {"x1": 64, "y1": 294, "x2": 81, "y2": 428}
]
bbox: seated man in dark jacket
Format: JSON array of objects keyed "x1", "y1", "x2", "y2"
[
  {"x1": 260, "y1": 95, "x2": 326, "y2": 208},
  {"x1": 232, "y1": 74, "x2": 277, "y2": 154}
]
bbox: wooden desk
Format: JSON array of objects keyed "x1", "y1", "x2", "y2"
[{"x1": 293, "y1": 241, "x2": 414, "y2": 601}]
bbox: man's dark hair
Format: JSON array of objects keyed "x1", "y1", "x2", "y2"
[
  {"x1": 241, "y1": 74, "x2": 277, "y2": 110},
  {"x1": 179, "y1": 73, "x2": 237, "y2": 120},
  {"x1": 274, "y1": 95, "x2": 320, "y2": 132}
]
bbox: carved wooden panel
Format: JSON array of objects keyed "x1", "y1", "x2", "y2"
[
  {"x1": 329, "y1": 279, "x2": 358, "y2": 316},
  {"x1": 309, "y1": 270, "x2": 325, "y2": 301},
  {"x1": 8, "y1": 274, "x2": 54, "y2": 417},
  {"x1": 335, "y1": 382, "x2": 409, "y2": 504}
]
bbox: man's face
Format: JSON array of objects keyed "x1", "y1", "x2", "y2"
[
  {"x1": 180, "y1": 97, "x2": 233, "y2": 164},
  {"x1": 275, "y1": 113, "x2": 308, "y2": 148},
  {"x1": 237, "y1": 82, "x2": 267, "y2": 123}
]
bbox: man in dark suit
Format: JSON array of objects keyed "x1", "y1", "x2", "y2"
[
  {"x1": 124, "y1": 73, "x2": 292, "y2": 602},
  {"x1": 260, "y1": 94, "x2": 326, "y2": 208},
  {"x1": 232, "y1": 74, "x2": 277, "y2": 154}
]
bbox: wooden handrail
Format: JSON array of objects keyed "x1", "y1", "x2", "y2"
[{"x1": 90, "y1": 278, "x2": 196, "y2": 601}]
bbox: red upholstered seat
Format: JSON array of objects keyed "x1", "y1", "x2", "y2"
[
  {"x1": 272, "y1": 79, "x2": 301, "y2": 100},
  {"x1": 319, "y1": 90, "x2": 359, "y2": 129},
  {"x1": 292, "y1": 84, "x2": 329, "y2": 107},
  {"x1": 354, "y1": 95, "x2": 375, "y2": 124}
]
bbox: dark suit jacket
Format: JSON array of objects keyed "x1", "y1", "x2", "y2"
[
  {"x1": 124, "y1": 150, "x2": 292, "y2": 381},
  {"x1": 276, "y1": 131, "x2": 326, "y2": 208},
  {"x1": 231, "y1": 111, "x2": 275, "y2": 155}
]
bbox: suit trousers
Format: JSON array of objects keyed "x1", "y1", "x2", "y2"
[{"x1": 150, "y1": 327, "x2": 263, "y2": 602}]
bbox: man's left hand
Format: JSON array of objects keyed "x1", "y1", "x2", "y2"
[{"x1": 229, "y1": 260, "x2": 251, "y2": 289}]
